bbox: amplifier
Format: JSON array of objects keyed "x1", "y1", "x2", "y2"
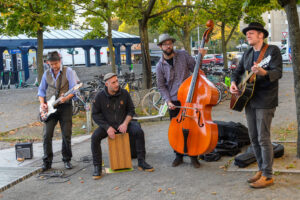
[{"x1": 15, "y1": 142, "x2": 33, "y2": 160}]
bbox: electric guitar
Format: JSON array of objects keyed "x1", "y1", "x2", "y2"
[
  {"x1": 40, "y1": 83, "x2": 82, "y2": 122},
  {"x1": 230, "y1": 55, "x2": 271, "y2": 112}
]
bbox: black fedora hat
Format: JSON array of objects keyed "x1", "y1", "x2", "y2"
[{"x1": 242, "y1": 22, "x2": 269, "y2": 38}]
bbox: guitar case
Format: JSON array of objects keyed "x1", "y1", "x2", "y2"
[{"x1": 234, "y1": 142, "x2": 284, "y2": 168}]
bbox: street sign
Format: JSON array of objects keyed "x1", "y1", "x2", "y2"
[{"x1": 282, "y1": 32, "x2": 288, "y2": 39}]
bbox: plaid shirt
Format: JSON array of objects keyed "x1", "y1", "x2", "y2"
[{"x1": 156, "y1": 50, "x2": 196, "y2": 102}]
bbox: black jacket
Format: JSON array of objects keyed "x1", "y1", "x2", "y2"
[
  {"x1": 92, "y1": 87, "x2": 135, "y2": 131},
  {"x1": 231, "y1": 44, "x2": 282, "y2": 109}
]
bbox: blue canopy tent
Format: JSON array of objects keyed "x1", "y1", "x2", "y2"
[{"x1": 0, "y1": 29, "x2": 140, "y2": 82}]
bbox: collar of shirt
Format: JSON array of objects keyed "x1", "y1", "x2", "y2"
[
  {"x1": 50, "y1": 65, "x2": 63, "y2": 81},
  {"x1": 159, "y1": 51, "x2": 177, "y2": 65}
]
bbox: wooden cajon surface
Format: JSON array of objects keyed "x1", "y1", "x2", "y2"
[{"x1": 108, "y1": 133, "x2": 132, "y2": 170}]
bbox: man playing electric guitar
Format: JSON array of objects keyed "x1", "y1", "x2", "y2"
[
  {"x1": 38, "y1": 51, "x2": 77, "y2": 171},
  {"x1": 230, "y1": 22, "x2": 282, "y2": 188}
]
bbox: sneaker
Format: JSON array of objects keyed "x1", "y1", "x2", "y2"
[
  {"x1": 93, "y1": 165, "x2": 102, "y2": 180},
  {"x1": 138, "y1": 160, "x2": 154, "y2": 172},
  {"x1": 172, "y1": 156, "x2": 183, "y2": 167},
  {"x1": 64, "y1": 161, "x2": 73, "y2": 170},
  {"x1": 42, "y1": 162, "x2": 52, "y2": 172},
  {"x1": 247, "y1": 171, "x2": 262, "y2": 183},
  {"x1": 190, "y1": 157, "x2": 200, "y2": 168},
  {"x1": 250, "y1": 176, "x2": 274, "y2": 188}
]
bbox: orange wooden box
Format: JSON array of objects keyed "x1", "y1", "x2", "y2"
[{"x1": 108, "y1": 133, "x2": 132, "y2": 170}]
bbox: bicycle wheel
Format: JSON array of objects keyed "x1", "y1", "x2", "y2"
[
  {"x1": 72, "y1": 99, "x2": 80, "y2": 115},
  {"x1": 141, "y1": 91, "x2": 163, "y2": 116},
  {"x1": 130, "y1": 91, "x2": 141, "y2": 107}
]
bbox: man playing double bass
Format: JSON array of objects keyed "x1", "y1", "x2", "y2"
[
  {"x1": 156, "y1": 33, "x2": 206, "y2": 168},
  {"x1": 230, "y1": 22, "x2": 282, "y2": 188}
]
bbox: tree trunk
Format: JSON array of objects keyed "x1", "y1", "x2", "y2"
[
  {"x1": 221, "y1": 22, "x2": 228, "y2": 69},
  {"x1": 138, "y1": 20, "x2": 152, "y2": 89},
  {"x1": 182, "y1": 29, "x2": 191, "y2": 55},
  {"x1": 281, "y1": 0, "x2": 300, "y2": 158},
  {"x1": 107, "y1": 15, "x2": 116, "y2": 73},
  {"x1": 37, "y1": 29, "x2": 43, "y2": 84}
]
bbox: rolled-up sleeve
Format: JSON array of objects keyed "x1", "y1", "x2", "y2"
[
  {"x1": 66, "y1": 67, "x2": 77, "y2": 91},
  {"x1": 37, "y1": 72, "x2": 48, "y2": 97}
]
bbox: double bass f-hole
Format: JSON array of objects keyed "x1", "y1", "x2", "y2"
[{"x1": 175, "y1": 106, "x2": 204, "y2": 127}]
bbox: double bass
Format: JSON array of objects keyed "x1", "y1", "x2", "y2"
[{"x1": 168, "y1": 20, "x2": 219, "y2": 156}]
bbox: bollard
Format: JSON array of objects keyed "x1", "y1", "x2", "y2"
[{"x1": 85, "y1": 102, "x2": 92, "y2": 134}]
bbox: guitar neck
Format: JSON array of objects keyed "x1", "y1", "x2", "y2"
[{"x1": 52, "y1": 88, "x2": 74, "y2": 105}]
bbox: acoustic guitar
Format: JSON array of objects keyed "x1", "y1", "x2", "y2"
[{"x1": 230, "y1": 55, "x2": 271, "y2": 112}]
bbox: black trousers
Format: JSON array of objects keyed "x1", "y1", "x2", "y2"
[
  {"x1": 43, "y1": 103, "x2": 73, "y2": 164},
  {"x1": 169, "y1": 101, "x2": 197, "y2": 159},
  {"x1": 91, "y1": 121, "x2": 146, "y2": 166}
]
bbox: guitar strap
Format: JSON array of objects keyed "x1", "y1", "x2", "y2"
[
  {"x1": 256, "y1": 44, "x2": 269, "y2": 64},
  {"x1": 55, "y1": 67, "x2": 63, "y2": 99}
]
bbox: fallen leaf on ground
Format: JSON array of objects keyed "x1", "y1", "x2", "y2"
[
  {"x1": 68, "y1": 181, "x2": 71, "y2": 184},
  {"x1": 157, "y1": 188, "x2": 162, "y2": 192},
  {"x1": 211, "y1": 192, "x2": 217, "y2": 195},
  {"x1": 114, "y1": 187, "x2": 119, "y2": 190},
  {"x1": 128, "y1": 188, "x2": 131, "y2": 191},
  {"x1": 80, "y1": 181, "x2": 84, "y2": 184},
  {"x1": 9, "y1": 131, "x2": 15, "y2": 135},
  {"x1": 171, "y1": 192, "x2": 176, "y2": 195}
]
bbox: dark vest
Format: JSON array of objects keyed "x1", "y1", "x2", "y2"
[{"x1": 45, "y1": 66, "x2": 69, "y2": 101}]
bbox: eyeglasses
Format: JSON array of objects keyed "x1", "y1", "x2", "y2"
[{"x1": 162, "y1": 43, "x2": 173, "y2": 47}]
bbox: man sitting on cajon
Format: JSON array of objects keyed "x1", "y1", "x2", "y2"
[{"x1": 91, "y1": 72, "x2": 154, "y2": 180}]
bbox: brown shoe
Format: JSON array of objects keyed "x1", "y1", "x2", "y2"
[
  {"x1": 247, "y1": 171, "x2": 262, "y2": 183},
  {"x1": 172, "y1": 156, "x2": 183, "y2": 167},
  {"x1": 190, "y1": 157, "x2": 200, "y2": 168},
  {"x1": 250, "y1": 176, "x2": 274, "y2": 188}
]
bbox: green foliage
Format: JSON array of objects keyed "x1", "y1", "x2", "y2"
[
  {"x1": 1, "y1": 0, "x2": 75, "y2": 37},
  {"x1": 76, "y1": 0, "x2": 116, "y2": 39}
]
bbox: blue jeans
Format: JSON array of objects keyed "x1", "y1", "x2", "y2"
[{"x1": 245, "y1": 105, "x2": 276, "y2": 178}]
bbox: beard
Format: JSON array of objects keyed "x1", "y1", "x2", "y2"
[{"x1": 163, "y1": 48, "x2": 174, "y2": 56}]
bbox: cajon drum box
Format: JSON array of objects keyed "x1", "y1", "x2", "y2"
[{"x1": 108, "y1": 133, "x2": 132, "y2": 170}]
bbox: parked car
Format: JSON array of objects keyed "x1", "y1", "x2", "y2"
[{"x1": 202, "y1": 54, "x2": 223, "y2": 66}]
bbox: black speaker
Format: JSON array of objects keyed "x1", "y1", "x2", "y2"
[{"x1": 15, "y1": 143, "x2": 33, "y2": 160}]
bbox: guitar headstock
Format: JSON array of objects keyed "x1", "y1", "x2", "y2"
[
  {"x1": 74, "y1": 83, "x2": 83, "y2": 90},
  {"x1": 258, "y1": 55, "x2": 271, "y2": 68}
]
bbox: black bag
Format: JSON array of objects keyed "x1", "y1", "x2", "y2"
[
  {"x1": 234, "y1": 143, "x2": 285, "y2": 168},
  {"x1": 214, "y1": 140, "x2": 240, "y2": 156},
  {"x1": 214, "y1": 121, "x2": 250, "y2": 148},
  {"x1": 199, "y1": 152, "x2": 221, "y2": 162}
]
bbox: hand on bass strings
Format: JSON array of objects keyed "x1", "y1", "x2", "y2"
[
  {"x1": 251, "y1": 62, "x2": 268, "y2": 76},
  {"x1": 199, "y1": 48, "x2": 207, "y2": 57},
  {"x1": 167, "y1": 101, "x2": 176, "y2": 110},
  {"x1": 107, "y1": 126, "x2": 116, "y2": 139}
]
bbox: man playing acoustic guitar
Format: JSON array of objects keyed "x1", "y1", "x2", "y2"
[
  {"x1": 38, "y1": 51, "x2": 77, "y2": 171},
  {"x1": 230, "y1": 22, "x2": 282, "y2": 188}
]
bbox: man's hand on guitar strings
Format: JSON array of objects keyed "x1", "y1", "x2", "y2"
[
  {"x1": 230, "y1": 82, "x2": 240, "y2": 95},
  {"x1": 251, "y1": 62, "x2": 268, "y2": 76}
]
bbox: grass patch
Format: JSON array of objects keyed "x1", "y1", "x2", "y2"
[{"x1": 272, "y1": 121, "x2": 297, "y2": 141}]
